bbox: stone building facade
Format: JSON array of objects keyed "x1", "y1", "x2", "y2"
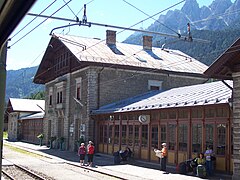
[
  {"x1": 34, "y1": 30, "x2": 208, "y2": 151},
  {"x1": 204, "y1": 38, "x2": 240, "y2": 179}
]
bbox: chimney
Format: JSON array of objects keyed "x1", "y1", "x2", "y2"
[
  {"x1": 143, "y1": 36, "x2": 152, "y2": 50},
  {"x1": 106, "y1": 30, "x2": 116, "y2": 45}
]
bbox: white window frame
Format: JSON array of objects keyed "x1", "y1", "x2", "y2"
[{"x1": 148, "y1": 80, "x2": 163, "y2": 90}]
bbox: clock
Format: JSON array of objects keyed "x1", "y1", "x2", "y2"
[{"x1": 138, "y1": 115, "x2": 150, "y2": 124}]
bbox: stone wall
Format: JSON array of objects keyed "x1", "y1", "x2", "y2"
[
  {"x1": 232, "y1": 72, "x2": 240, "y2": 180},
  {"x1": 43, "y1": 66, "x2": 207, "y2": 151},
  {"x1": 98, "y1": 68, "x2": 207, "y2": 107}
]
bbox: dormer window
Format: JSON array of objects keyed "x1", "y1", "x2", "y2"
[{"x1": 148, "y1": 80, "x2": 162, "y2": 90}]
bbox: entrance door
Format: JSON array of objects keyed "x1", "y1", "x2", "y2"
[{"x1": 178, "y1": 123, "x2": 188, "y2": 163}]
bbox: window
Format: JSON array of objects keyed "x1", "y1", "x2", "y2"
[
  {"x1": 49, "y1": 87, "x2": 53, "y2": 106},
  {"x1": 206, "y1": 124, "x2": 214, "y2": 150},
  {"x1": 142, "y1": 125, "x2": 148, "y2": 147},
  {"x1": 56, "y1": 82, "x2": 64, "y2": 105},
  {"x1": 216, "y1": 107, "x2": 228, "y2": 117},
  {"x1": 114, "y1": 125, "x2": 119, "y2": 145},
  {"x1": 151, "y1": 112, "x2": 158, "y2": 121},
  {"x1": 75, "y1": 78, "x2": 82, "y2": 100},
  {"x1": 161, "y1": 125, "x2": 166, "y2": 144},
  {"x1": 192, "y1": 124, "x2": 202, "y2": 153},
  {"x1": 49, "y1": 95, "x2": 52, "y2": 106},
  {"x1": 160, "y1": 111, "x2": 167, "y2": 119},
  {"x1": 148, "y1": 80, "x2": 162, "y2": 91},
  {"x1": 217, "y1": 124, "x2": 226, "y2": 155},
  {"x1": 99, "y1": 125, "x2": 103, "y2": 143},
  {"x1": 179, "y1": 124, "x2": 188, "y2": 151},
  {"x1": 109, "y1": 125, "x2": 113, "y2": 144},
  {"x1": 151, "y1": 126, "x2": 158, "y2": 148},
  {"x1": 128, "y1": 125, "x2": 133, "y2": 146},
  {"x1": 104, "y1": 125, "x2": 108, "y2": 143},
  {"x1": 169, "y1": 111, "x2": 176, "y2": 119},
  {"x1": 134, "y1": 125, "x2": 139, "y2": 146},
  {"x1": 191, "y1": 108, "x2": 202, "y2": 118},
  {"x1": 122, "y1": 125, "x2": 127, "y2": 145},
  {"x1": 205, "y1": 108, "x2": 215, "y2": 118},
  {"x1": 57, "y1": 90, "x2": 63, "y2": 104},
  {"x1": 168, "y1": 124, "x2": 176, "y2": 150},
  {"x1": 179, "y1": 109, "x2": 188, "y2": 119}
]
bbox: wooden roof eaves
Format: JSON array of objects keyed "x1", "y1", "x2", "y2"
[
  {"x1": 33, "y1": 37, "x2": 57, "y2": 84},
  {"x1": 204, "y1": 38, "x2": 240, "y2": 79}
]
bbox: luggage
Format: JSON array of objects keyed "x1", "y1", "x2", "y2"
[
  {"x1": 113, "y1": 151, "x2": 121, "y2": 164},
  {"x1": 197, "y1": 165, "x2": 206, "y2": 178},
  {"x1": 178, "y1": 162, "x2": 187, "y2": 174}
]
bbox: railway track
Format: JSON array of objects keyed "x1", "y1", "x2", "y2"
[{"x1": 2, "y1": 163, "x2": 51, "y2": 180}]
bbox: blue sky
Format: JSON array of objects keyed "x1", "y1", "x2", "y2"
[{"x1": 6, "y1": 0, "x2": 233, "y2": 70}]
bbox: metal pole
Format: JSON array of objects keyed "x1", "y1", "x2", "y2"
[{"x1": 0, "y1": 41, "x2": 7, "y2": 180}]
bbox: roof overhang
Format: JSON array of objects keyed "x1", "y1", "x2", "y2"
[
  {"x1": 0, "y1": 0, "x2": 36, "y2": 46},
  {"x1": 204, "y1": 38, "x2": 240, "y2": 80}
]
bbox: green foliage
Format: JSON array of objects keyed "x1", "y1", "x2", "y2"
[
  {"x1": 3, "y1": 131, "x2": 8, "y2": 139},
  {"x1": 6, "y1": 66, "x2": 44, "y2": 101},
  {"x1": 28, "y1": 91, "x2": 45, "y2": 100}
]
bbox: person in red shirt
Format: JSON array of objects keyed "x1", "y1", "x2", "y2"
[
  {"x1": 87, "y1": 141, "x2": 95, "y2": 167},
  {"x1": 78, "y1": 143, "x2": 86, "y2": 166}
]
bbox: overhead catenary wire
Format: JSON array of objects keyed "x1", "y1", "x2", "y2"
[
  {"x1": 9, "y1": 0, "x2": 72, "y2": 48},
  {"x1": 63, "y1": 0, "x2": 77, "y2": 18},
  {"x1": 10, "y1": 0, "x2": 57, "y2": 40},
  {"x1": 122, "y1": 0, "x2": 182, "y2": 37},
  {"x1": 17, "y1": 0, "x2": 237, "y2": 97}
]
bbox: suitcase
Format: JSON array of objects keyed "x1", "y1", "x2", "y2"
[{"x1": 197, "y1": 165, "x2": 206, "y2": 178}]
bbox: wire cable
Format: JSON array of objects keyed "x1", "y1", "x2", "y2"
[
  {"x1": 63, "y1": 0, "x2": 77, "y2": 18},
  {"x1": 122, "y1": 0, "x2": 181, "y2": 37},
  {"x1": 10, "y1": 0, "x2": 57, "y2": 40},
  {"x1": 9, "y1": 0, "x2": 72, "y2": 48}
]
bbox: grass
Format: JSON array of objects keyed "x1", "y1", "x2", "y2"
[
  {"x1": 3, "y1": 131, "x2": 8, "y2": 139},
  {"x1": 4, "y1": 143, "x2": 43, "y2": 158}
]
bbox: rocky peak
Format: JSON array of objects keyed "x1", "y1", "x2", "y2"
[
  {"x1": 181, "y1": 0, "x2": 201, "y2": 21},
  {"x1": 209, "y1": 0, "x2": 233, "y2": 14}
]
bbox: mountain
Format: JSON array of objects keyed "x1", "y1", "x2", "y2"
[
  {"x1": 123, "y1": 0, "x2": 240, "y2": 65},
  {"x1": 6, "y1": 66, "x2": 44, "y2": 101}
]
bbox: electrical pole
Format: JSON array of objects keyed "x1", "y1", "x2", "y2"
[{"x1": 0, "y1": 41, "x2": 7, "y2": 180}]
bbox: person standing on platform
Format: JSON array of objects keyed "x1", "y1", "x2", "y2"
[
  {"x1": 87, "y1": 141, "x2": 95, "y2": 167},
  {"x1": 160, "y1": 143, "x2": 168, "y2": 172},
  {"x1": 205, "y1": 145, "x2": 214, "y2": 176},
  {"x1": 78, "y1": 143, "x2": 86, "y2": 166}
]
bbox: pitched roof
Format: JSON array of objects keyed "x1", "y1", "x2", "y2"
[
  {"x1": 19, "y1": 112, "x2": 44, "y2": 120},
  {"x1": 92, "y1": 80, "x2": 232, "y2": 114},
  {"x1": 55, "y1": 34, "x2": 208, "y2": 74},
  {"x1": 204, "y1": 38, "x2": 240, "y2": 80},
  {"x1": 8, "y1": 98, "x2": 45, "y2": 113}
]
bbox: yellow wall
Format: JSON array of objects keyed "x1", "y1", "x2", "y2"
[
  {"x1": 216, "y1": 157, "x2": 226, "y2": 171},
  {"x1": 141, "y1": 148, "x2": 148, "y2": 160},
  {"x1": 168, "y1": 152, "x2": 175, "y2": 164},
  {"x1": 103, "y1": 144, "x2": 108, "y2": 153},
  {"x1": 99, "y1": 144, "x2": 103, "y2": 152},
  {"x1": 133, "y1": 147, "x2": 140, "y2": 159},
  {"x1": 151, "y1": 150, "x2": 159, "y2": 161},
  {"x1": 113, "y1": 145, "x2": 119, "y2": 153},
  {"x1": 230, "y1": 158, "x2": 233, "y2": 172},
  {"x1": 178, "y1": 152, "x2": 187, "y2": 163}
]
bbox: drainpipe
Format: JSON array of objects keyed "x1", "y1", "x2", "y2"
[
  {"x1": 97, "y1": 67, "x2": 104, "y2": 108},
  {"x1": 0, "y1": 42, "x2": 8, "y2": 177}
]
